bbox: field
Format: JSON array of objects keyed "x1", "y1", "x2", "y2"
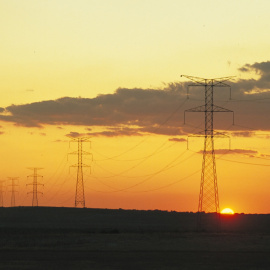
[{"x1": 0, "y1": 207, "x2": 269, "y2": 269}]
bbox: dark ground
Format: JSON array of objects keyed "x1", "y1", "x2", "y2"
[{"x1": 0, "y1": 207, "x2": 269, "y2": 269}]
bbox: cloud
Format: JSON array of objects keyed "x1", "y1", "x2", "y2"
[
  {"x1": 198, "y1": 149, "x2": 258, "y2": 157},
  {"x1": 66, "y1": 127, "x2": 143, "y2": 138},
  {"x1": 66, "y1": 131, "x2": 82, "y2": 138},
  {"x1": 0, "y1": 85, "x2": 186, "y2": 135},
  {"x1": 231, "y1": 131, "x2": 254, "y2": 137},
  {"x1": 233, "y1": 61, "x2": 270, "y2": 95},
  {"x1": 1, "y1": 60, "x2": 270, "y2": 136},
  {"x1": 53, "y1": 139, "x2": 67, "y2": 143},
  {"x1": 168, "y1": 138, "x2": 187, "y2": 142}
]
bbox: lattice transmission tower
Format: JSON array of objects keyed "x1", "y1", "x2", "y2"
[
  {"x1": 8, "y1": 177, "x2": 19, "y2": 207},
  {"x1": 68, "y1": 137, "x2": 92, "y2": 208},
  {"x1": 27, "y1": 168, "x2": 44, "y2": 207},
  {"x1": 0, "y1": 180, "x2": 5, "y2": 207},
  {"x1": 182, "y1": 75, "x2": 234, "y2": 213}
]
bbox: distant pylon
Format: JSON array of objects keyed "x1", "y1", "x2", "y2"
[
  {"x1": 182, "y1": 75, "x2": 234, "y2": 213},
  {"x1": 8, "y1": 177, "x2": 19, "y2": 207},
  {"x1": 68, "y1": 137, "x2": 92, "y2": 208},
  {"x1": 0, "y1": 180, "x2": 5, "y2": 207},
  {"x1": 27, "y1": 168, "x2": 44, "y2": 207}
]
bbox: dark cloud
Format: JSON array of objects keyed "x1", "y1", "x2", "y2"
[
  {"x1": 168, "y1": 138, "x2": 187, "y2": 142},
  {"x1": 234, "y1": 61, "x2": 270, "y2": 95},
  {"x1": 53, "y1": 139, "x2": 66, "y2": 143},
  {"x1": 66, "y1": 131, "x2": 82, "y2": 138},
  {"x1": 87, "y1": 127, "x2": 143, "y2": 137},
  {"x1": 1, "y1": 60, "x2": 270, "y2": 136},
  {"x1": 66, "y1": 127, "x2": 143, "y2": 138},
  {"x1": 239, "y1": 61, "x2": 270, "y2": 76},
  {"x1": 0, "y1": 85, "x2": 186, "y2": 135}
]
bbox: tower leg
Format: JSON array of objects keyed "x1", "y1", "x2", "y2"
[
  {"x1": 75, "y1": 166, "x2": 85, "y2": 208},
  {"x1": 75, "y1": 139, "x2": 85, "y2": 208},
  {"x1": 197, "y1": 135, "x2": 220, "y2": 231}
]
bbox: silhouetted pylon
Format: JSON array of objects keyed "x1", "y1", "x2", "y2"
[
  {"x1": 27, "y1": 168, "x2": 44, "y2": 207},
  {"x1": 182, "y1": 75, "x2": 234, "y2": 214},
  {"x1": 68, "y1": 137, "x2": 92, "y2": 208},
  {"x1": 8, "y1": 177, "x2": 19, "y2": 207}
]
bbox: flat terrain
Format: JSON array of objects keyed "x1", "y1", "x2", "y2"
[{"x1": 0, "y1": 207, "x2": 269, "y2": 269}]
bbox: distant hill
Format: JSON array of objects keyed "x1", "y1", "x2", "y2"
[{"x1": 0, "y1": 207, "x2": 269, "y2": 233}]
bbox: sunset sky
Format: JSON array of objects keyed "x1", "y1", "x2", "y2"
[{"x1": 1, "y1": 0, "x2": 270, "y2": 213}]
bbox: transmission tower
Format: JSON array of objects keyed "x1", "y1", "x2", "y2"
[
  {"x1": 0, "y1": 180, "x2": 5, "y2": 207},
  {"x1": 68, "y1": 137, "x2": 92, "y2": 208},
  {"x1": 182, "y1": 75, "x2": 234, "y2": 214},
  {"x1": 27, "y1": 168, "x2": 44, "y2": 207},
  {"x1": 8, "y1": 177, "x2": 19, "y2": 207}
]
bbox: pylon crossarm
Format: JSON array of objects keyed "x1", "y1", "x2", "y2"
[
  {"x1": 213, "y1": 131, "x2": 230, "y2": 138},
  {"x1": 212, "y1": 76, "x2": 236, "y2": 85},
  {"x1": 185, "y1": 105, "x2": 206, "y2": 112},
  {"x1": 36, "y1": 182, "x2": 44, "y2": 186},
  {"x1": 82, "y1": 163, "x2": 91, "y2": 168},
  {"x1": 181, "y1": 75, "x2": 235, "y2": 86},
  {"x1": 181, "y1": 75, "x2": 207, "y2": 85},
  {"x1": 68, "y1": 151, "x2": 79, "y2": 155},
  {"x1": 212, "y1": 105, "x2": 233, "y2": 112},
  {"x1": 187, "y1": 131, "x2": 205, "y2": 138},
  {"x1": 81, "y1": 150, "x2": 92, "y2": 155}
]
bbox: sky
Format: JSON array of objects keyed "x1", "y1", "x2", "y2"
[{"x1": 1, "y1": 0, "x2": 270, "y2": 213}]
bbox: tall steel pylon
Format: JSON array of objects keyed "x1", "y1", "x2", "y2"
[
  {"x1": 0, "y1": 180, "x2": 5, "y2": 207},
  {"x1": 8, "y1": 177, "x2": 19, "y2": 207},
  {"x1": 68, "y1": 137, "x2": 92, "y2": 208},
  {"x1": 27, "y1": 168, "x2": 44, "y2": 207},
  {"x1": 182, "y1": 75, "x2": 234, "y2": 213}
]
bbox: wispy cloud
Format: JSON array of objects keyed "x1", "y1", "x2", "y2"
[
  {"x1": 168, "y1": 137, "x2": 187, "y2": 142},
  {"x1": 231, "y1": 131, "x2": 255, "y2": 137},
  {"x1": 198, "y1": 148, "x2": 258, "y2": 157}
]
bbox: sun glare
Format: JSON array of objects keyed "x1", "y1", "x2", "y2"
[{"x1": 221, "y1": 208, "x2": 235, "y2": 215}]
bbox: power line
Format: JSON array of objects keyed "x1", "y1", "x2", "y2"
[
  {"x1": 85, "y1": 150, "x2": 196, "y2": 193},
  {"x1": 92, "y1": 98, "x2": 188, "y2": 161}
]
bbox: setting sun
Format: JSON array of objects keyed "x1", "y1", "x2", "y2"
[{"x1": 221, "y1": 208, "x2": 235, "y2": 215}]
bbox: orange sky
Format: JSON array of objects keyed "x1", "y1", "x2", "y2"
[{"x1": 1, "y1": 1, "x2": 270, "y2": 213}]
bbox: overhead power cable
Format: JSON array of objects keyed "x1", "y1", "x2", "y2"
[{"x1": 92, "y1": 98, "x2": 188, "y2": 161}]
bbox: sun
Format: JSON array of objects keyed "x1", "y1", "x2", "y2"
[{"x1": 221, "y1": 208, "x2": 235, "y2": 215}]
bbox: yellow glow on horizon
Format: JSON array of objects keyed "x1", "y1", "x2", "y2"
[{"x1": 221, "y1": 208, "x2": 235, "y2": 215}]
